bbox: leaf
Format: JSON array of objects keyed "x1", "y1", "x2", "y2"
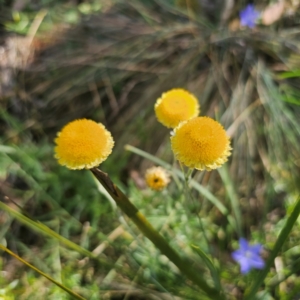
[
  {"x1": 281, "y1": 95, "x2": 300, "y2": 106},
  {"x1": 256, "y1": 290, "x2": 275, "y2": 300},
  {"x1": 0, "y1": 244, "x2": 86, "y2": 300},
  {"x1": 191, "y1": 244, "x2": 221, "y2": 290},
  {"x1": 262, "y1": 1, "x2": 285, "y2": 25},
  {"x1": 0, "y1": 145, "x2": 16, "y2": 154},
  {"x1": 278, "y1": 70, "x2": 300, "y2": 79}
]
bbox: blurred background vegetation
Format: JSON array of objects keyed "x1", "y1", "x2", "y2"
[{"x1": 1, "y1": 0, "x2": 300, "y2": 299}]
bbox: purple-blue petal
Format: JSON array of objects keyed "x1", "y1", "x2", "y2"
[
  {"x1": 232, "y1": 238, "x2": 265, "y2": 274},
  {"x1": 231, "y1": 249, "x2": 244, "y2": 262},
  {"x1": 249, "y1": 256, "x2": 265, "y2": 269},
  {"x1": 239, "y1": 258, "x2": 252, "y2": 274},
  {"x1": 249, "y1": 244, "x2": 263, "y2": 254},
  {"x1": 239, "y1": 238, "x2": 249, "y2": 251},
  {"x1": 239, "y1": 4, "x2": 260, "y2": 28}
]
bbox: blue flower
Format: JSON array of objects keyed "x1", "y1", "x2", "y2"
[
  {"x1": 240, "y1": 4, "x2": 260, "y2": 28},
  {"x1": 232, "y1": 238, "x2": 265, "y2": 274}
]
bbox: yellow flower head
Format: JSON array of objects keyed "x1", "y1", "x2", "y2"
[
  {"x1": 145, "y1": 166, "x2": 170, "y2": 191},
  {"x1": 54, "y1": 119, "x2": 114, "y2": 170},
  {"x1": 171, "y1": 117, "x2": 231, "y2": 171},
  {"x1": 154, "y1": 89, "x2": 200, "y2": 128}
]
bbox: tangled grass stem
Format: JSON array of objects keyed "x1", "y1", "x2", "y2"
[{"x1": 91, "y1": 168, "x2": 225, "y2": 299}]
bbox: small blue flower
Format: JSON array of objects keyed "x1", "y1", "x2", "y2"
[
  {"x1": 240, "y1": 4, "x2": 260, "y2": 28},
  {"x1": 232, "y1": 238, "x2": 265, "y2": 274}
]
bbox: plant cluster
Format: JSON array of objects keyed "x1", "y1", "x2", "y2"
[{"x1": 1, "y1": 1, "x2": 300, "y2": 300}]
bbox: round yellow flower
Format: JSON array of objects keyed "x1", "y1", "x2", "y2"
[
  {"x1": 171, "y1": 117, "x2": 231, "y2": 171},
  {"x1": 145, "y1": 166, "x2": 170, "y2": 191},
  {"x1": 154, "y1": 89, "x2": 200, "y2": 128},
  {"x1": 54, "y1": 119, "x2": 114, "y2": 170}
]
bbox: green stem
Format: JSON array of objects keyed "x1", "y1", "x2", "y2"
[
  {"x1": 91, "y1": 168, "x2": 225, "y2": 299},
  {"x1": 0, "y1": 244, "x2": 86, "y2": 300},
  {"x1": 245, "y1": 195, "x2": 300, "y2": 299}
]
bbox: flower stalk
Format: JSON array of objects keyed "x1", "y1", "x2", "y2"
[{"x1": 91, "y1": 167, "x2": 224, "y2": 299}]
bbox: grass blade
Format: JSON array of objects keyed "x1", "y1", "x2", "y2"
[
  {"x1": 0, "y1": 243, "x2": 86, "y2": 300},
  {"x1": 218, "y1": 164, "x2": 242, "y2": 236},
  {"x1": 0, "y1": 201, "x2": 110, "y2": 267},
  {"x1": 191, "y1": 244, "x2": 221, "y2": 290}
]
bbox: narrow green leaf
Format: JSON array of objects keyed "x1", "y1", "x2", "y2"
[
  {"x1": 281, "y1": 95, "x2": 300, "y2": 106},
  {"x1": 0, "y1": 244, "x2": 86, "y2": 300},
  {"x1": 278, "y1": 70, "x2": 300, "y2": 79},
  {"x1": 191, "y1": 244, "x2": 221, "y2": 290},
  {"x1": 0, "y1": 145, "x2": 16, "y2": 153},
  {"x1": 0, "y1": 201, "x2": 110, "y2": 267}
]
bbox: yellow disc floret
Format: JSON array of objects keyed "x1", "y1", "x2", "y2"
[
  {"x1": 154, "y1": 89, "x2": 200, "y2": 128},
  {"x1": 171, "y1": 117, "x2": 231, "y2": 171},
  {"x1": 145, "y1": 166, "x2": 170, "y2": 191},
  {"x1": 54, "y1": 119, "x2": 114, "y2": 170}
]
